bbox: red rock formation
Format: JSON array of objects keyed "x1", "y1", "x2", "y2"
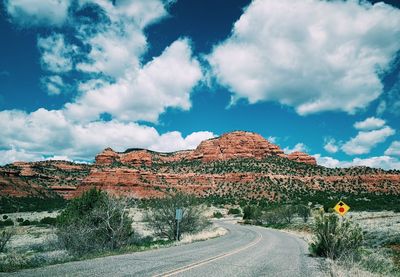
[
  {"x1": 95, "y1": 148, "x2": 120, "y2": 165},
  {"x1": 286, "y1": 151, "x2": 317, "y2": 165},
  {"x1": 94, "y1": 131, "x2": 290, "y2": 166},
  {"x1": 2, "y1": 131, "x2": 400, "y2": 201},
  {"x1": 188, "y1": 131, "x2": 285, "y2": 161}
]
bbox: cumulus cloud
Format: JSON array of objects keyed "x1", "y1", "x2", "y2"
[
  {"x1": 0, "y1": 0, "x2": 210, "y2": 165},
  {"x1": 354, "y1": 117, "x2": 386, "y2": 131},
  {"x1": 314, "y1": 154, "x2": 400, "y2": 170},
  {"x1": 0, "y1": 109, "x2": 215, "y2": 165},
  {"x1": 65, "y1": 39, "x2": 202, "y2": 122},
  {"x1": 385, "y1": 141, "x2": 400, "y2": 156},
  {"x1": 37, "y1": 34, "x2": 76, "y2": 73},
  {"x1": 41, "y1": 75, "x2": 65, "y2": 95},
  {"x1": 323, "y1": 138, "x2": 339, "y2": 153},
  {"x1": 342, "y1": 126, "x2": 395, "y2": 155},
  {"x1": 208, "y1": 0, "x2": 400, "y2": 115},
  {"x1": 0, "y1": 147, "x2": 42, "y2": 165},
  {"x1": 5, "y1": 0, "x2": 71, "y2": 27},
  {"x1": 150, "y1": 131, "x2": 215, "y2": 152},
  {"x1": 283, "y1": 143, "x2": 308, "y2": 154}
]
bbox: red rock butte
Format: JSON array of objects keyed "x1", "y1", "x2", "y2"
[{"x1": 95, "y1": 131, "x2": 317, "y2": 166}]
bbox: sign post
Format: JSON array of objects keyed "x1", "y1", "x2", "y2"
[
  {"x1": 175, "y1": 208, "x2": 183, "y2": 241},
  {"x1": 334, "y1": 200, "x2": 350, "y2": 217}
]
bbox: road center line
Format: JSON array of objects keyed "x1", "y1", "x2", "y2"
[{"x1": 153, "y1": 226, "x2": 263, "y2": 277}]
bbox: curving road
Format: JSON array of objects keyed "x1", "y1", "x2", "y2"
[{"x1": 6, "y1": 221, "x2": 324, "y2": 277}]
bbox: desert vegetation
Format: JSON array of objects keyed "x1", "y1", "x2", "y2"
[
  {"x1": 242, "y1": 204, "x2": 400, "y2": 276},
  {"x1": 0, "y1": 189, "x2": 216, "y2": 272}
]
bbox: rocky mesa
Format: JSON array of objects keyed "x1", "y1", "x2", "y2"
[
  {"x1": 1, "y1": 131, "x2": 400, "y2": 202},
  {"x1": 94, "y1": 131, "x2": 316, "y2": 166}
]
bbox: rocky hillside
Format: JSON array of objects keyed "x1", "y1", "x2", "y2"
[{"x1": 1, "y1": 131, "x2": 399, "y2": 206}]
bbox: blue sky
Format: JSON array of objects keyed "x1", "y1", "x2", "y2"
[{"x1": 0, "y1": 0, "x2": 400, "y2": 169}]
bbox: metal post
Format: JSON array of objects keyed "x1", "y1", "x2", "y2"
[{"x1": 176, "y1": 219, "x2": 180, "y2": 241}]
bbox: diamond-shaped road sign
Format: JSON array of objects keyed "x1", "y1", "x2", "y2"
[{"x1": 334, "y1": 200, "x2": 350, "y2": 216}]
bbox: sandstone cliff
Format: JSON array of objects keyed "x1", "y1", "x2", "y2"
[{"x1": 1, "y1": 131, "x2": 399, "y2": 201}]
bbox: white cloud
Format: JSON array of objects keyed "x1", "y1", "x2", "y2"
[
  {"x1": 350, "y1": 156, "x2": 400, "y2": 170},
  {"x1": 0, "y1": 109, "x2": 214, "y2": 165},
  {"x1": 342, "y1": 126, "x2": 395, "y2": 155},
  {"x1": 41, "y1": 75, "x2": 65, "y2": 95},
  {"x1": 385, "y1": 141, "x2": 400, "y2": 156},
  {"x1": 0, "y1": 147, "x2": 42, "y2": 164},
  {"x1": 354, "y1": 117, "x2": 386, "y2": 131},
  {"x1": 65, "y1": 39, "x2": 202, "y2": 123},
  {"x1": 208, "y1": 0, "x2": 400, "y2": 115},
  {"x1": 323, "y1": 138, "x2": 339, "y2": 153},
  {"x1": 267, "y1": 136, "x2": 277, "y2": 144},
  {"x1": 37, "y1": 34, "x2": 75, "y2": 73},
  {"x1": 314, "y1": 154, "x2": 400, "y2": 170},
  {"x1": 0, "y1": 0, "x2": 209, "y2": 165},
  {"x1": 313, "y1": 154, "x2": 342, "y2": 168},
  {"x1": 284, "y1": 143, "x2": 308, "y2": 154},
  {"x1": 150, "y1": 131, "x2": 215, "y2": 153},
  {"x1": 5, "y1": 0, "x2": 71, "y2": 27},
  {"x1": 74, "y1": 0, "x2": 169, "y2": 79}
]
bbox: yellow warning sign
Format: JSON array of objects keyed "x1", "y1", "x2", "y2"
[{"x1": 334, "y1": 201, "x2": 350, "y2": 216}]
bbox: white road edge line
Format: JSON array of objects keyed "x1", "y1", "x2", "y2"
[{"x1": 153, "y1": 226, "x2": 263, "y2": 277}]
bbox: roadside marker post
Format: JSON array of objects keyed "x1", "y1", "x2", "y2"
[
  {"x1": 334, "y1": 200, "x2": 350, "y2": 217},
  {"x1": 175, "y1": 208, "x2": 183, "y2": 241}
]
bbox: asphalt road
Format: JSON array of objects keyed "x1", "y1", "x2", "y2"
[{"x1": 6, "y1": 221, "x2": 324, "y2": 277}]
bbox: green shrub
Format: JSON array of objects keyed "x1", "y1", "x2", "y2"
[
  {"x1": 16, "y1": 218, "x2": 23, "y2": 223},
  {"x1": 0, "y1": 219, "x2": 14, "y2": 228},
  {"x1": 309, "y1": 211, "x2": 363, "y2": 260},
  {"x1": 57, "y1": 189, "x2": 134, "y2": 255},
  {"x1": 228, "y1": 208, "x2": 241, "y2": 215},
  {"x1": 278, "y1": 205, "x2": 296, "y2": 224},
  {"x1": 213, "y1": 211, "x2": 223, "y2": 219},
  {"x1": 296, "y1": 204, "x2": 311, "y2": 223},
  {"x1": 40, "y1": 217, "x2": 57, "y2": 225},
  {"x1": 262, "y1": 210, "x2": 282, "y2": 225},
  {"x1": 2, "y1": 215, "x2": 8, "y2": 220},
  {"x1": 21, "y1": 220, "x2": 30, "y2": 226},
  {"x1": 242, "y1": 205, "x2": 261, "y2": 220}
]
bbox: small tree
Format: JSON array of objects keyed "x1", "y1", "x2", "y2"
[
  {"x1": 242, "y1": 205, "x2": 262, "y2": 221},
  {"x1": 279, "y1": 205, "x2": 296, "y2": 224},
  {"x1": 309, "y1": 211, "x2": 363, "y2": 260},
  {"x1": 262, "y1": 211, "x2": 282, "y2": 225},
  {"x1": 144, "y1": 193, "x2": 209, "y2": 240},
  {"x1": 0, "y1": 229, "x2": 13, "y2": 253},
  {"x1": 296, "y1": 204, "x2": 311, "y2": 223},
  {"x1": 57, "y1": 189, "x2": 134, "y2": 255}
]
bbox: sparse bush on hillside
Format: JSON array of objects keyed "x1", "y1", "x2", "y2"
[
  {"x1": 228, "y1": 208, "x2": 241, "y2": 215},
  {"x1": 0, "y1": 219, "x2": 14, "y2": 228},
  {"x1": 0, "y1": 229, "x2": 13, "y2": 253},
  {"x1": 144, "y1": 193, "x2": 210, "y2": 241},
  {"x1": 40, "y1": 217, "x2": 57, "y2": 225},
  {"x1": 57, "y1": 189, "x2": 134, "y2": 255},
  {"x1": 213, "y1": 211, "x2": 223, "y2": 219},
  {"x1": 309, "y1": 211, "x2": 363, "y2": 260}
]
